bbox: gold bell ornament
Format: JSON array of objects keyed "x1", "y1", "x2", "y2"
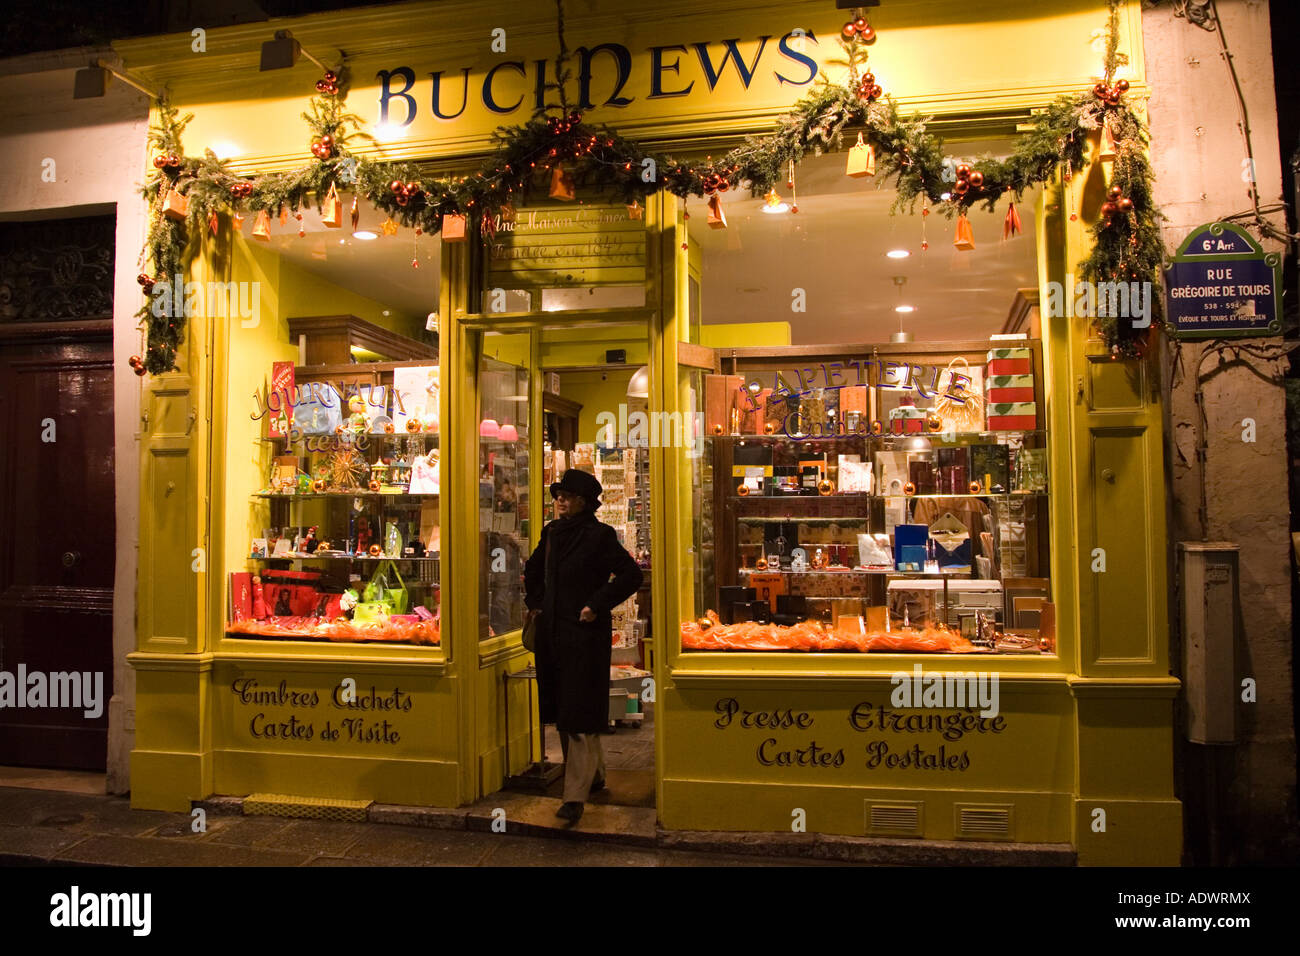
[
  {"x1": 321, "y1": 182, "x2": 343, "y2": 228},
  {"x1": 953, "y1": 213, "x2": 975, "y2": 251},
  {"x1": 846, "y1": 132, "x2": 876, "y2": 178},
  {"x1": 706, "y1": 194, "x2": 727, "y2": 229},
  {"x1": 549, "y1": 166, "x2": 576, "y2": 201},
  {"x1": 252, "y1": 209, "x2": 272, "y2": 242}
]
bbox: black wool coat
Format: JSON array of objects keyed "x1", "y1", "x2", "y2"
[{"x1": 524, "y1": 511, "x2": 643, "y2": 733}]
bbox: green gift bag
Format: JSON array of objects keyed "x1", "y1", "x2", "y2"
[{"x1": 356, "y1": 559, "x2": 409, "y2": 619}]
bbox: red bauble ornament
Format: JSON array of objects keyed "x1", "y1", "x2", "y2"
[
  {"x1": 968, "y1": 170, "x2": 985, "y2": 188},
  {"x1": 1100, "y1": 201, "x2": 1118, "y2": 217},
  {"x1": 1107, "y1": 185, "x2": 1123, "y2": 201},
  {"x1": 153, "y1": 155, "x2": 167, "y2": 169},
  {"x1": 953, "y1": 180, "x2": 969, "y2": 196},
  {"x1": 1118, "y1": 197, "x2": 1134, "y2": 212},
  {"x1": 1116, "y1": 78, "x2": 1130, "y2": 92},
  {"x1": 853, "y1": 17, "x2": 867, "y2": 32},
  {"x1": 389, "y1": 180, "x2": 404, "y2": 193},
  {"x1": 859, "y1": 25, "x2": 875, "y2": 42},
  {"x1": 843, "y1": 21, "x2": 857, "y2": 38},
  {"x1": 137, "y1": 273, "x2": 155, "y2": 289},
  {"x1": 921, "y1": 240, "x2": 929, "y2": 250}
]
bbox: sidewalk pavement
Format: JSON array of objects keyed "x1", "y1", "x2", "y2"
[{"x1": 0, "y1": 785, "x2": 1074, "y2": 867}]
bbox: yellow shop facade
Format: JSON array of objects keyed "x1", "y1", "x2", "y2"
[{"x1": 119, "y1": 0, "x2": 1180, "y2": 865}]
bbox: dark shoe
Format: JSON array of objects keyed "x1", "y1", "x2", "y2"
[
  {"x1": 590, "y1": 775, "x2": 607, "y2": 793},
  {"x1": 555, "y1": 801, "x2": 584, "y2": 822}
]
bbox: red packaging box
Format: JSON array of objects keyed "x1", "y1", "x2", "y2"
[
  {"x1": 987, "y1": 415, "x2": 1039, "y2": 431},
  {"x1": 987, "y1": 358, "x2": 1032, "y2": 376},
  {"x1": 986, "y1": 386, "x2": 1036, "y2": 403}
]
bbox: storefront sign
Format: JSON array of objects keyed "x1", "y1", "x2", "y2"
[
  {"x1": 486, "y1": 204, "x2": 647, "y2": 289},
  {"x1": 712, "y1": 695, "x2": 1008, "y2": 772},
  {"x1": 229, "y1": 677, "x2": 417, "y2": 748},
  {"x1": 374, "y1": 31, "x2": 820, "y2": 129},
  {"x1": 1164, "y1": 222, "x2": 1281, "y2": 339},
  {"x1": 739, "y1": 359, "x2": 974, "y2": 405}
]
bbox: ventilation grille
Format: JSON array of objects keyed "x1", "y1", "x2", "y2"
[
  {"x1": 865, "y1": 802, "x2": 923, "y2": 837},
  {"x1": 243, "y1": 792, "x2": 373, "y2": 822},
  {"x1": 956, "y1": 804, "x2": 1013, "y2": 840}
]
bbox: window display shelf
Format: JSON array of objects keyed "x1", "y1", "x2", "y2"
[
  {"x1": 252, "y1": 492, "x2": 438, "y2": 501},
  {"x1": 251, "y1": 554, "x2": 441, "y2": 563},
  {"x1": 716, "y1": 429, "x2": 1048, "y2": 442},
  {"x1": 258, "y1": 433, "x2": 440, "y2": 443},
  {"x1": 730, "y1": 492, "x2": 1049, "y2": 502},
  {"x1": 737, "y1": 566, "x2": 973, "y2": 577}
]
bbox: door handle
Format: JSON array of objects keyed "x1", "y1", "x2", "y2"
[{"x1": 62, "y1": 550, "x2": 81, "y2": 569}]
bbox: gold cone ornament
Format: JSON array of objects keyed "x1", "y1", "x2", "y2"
[
  {"x1": 549, "y1": 166, "x2": 576, "y2": 200},
  {"x1": 321, "y1": 183, "x2": 343, "y2": 228},
  {"x1": 1099, "y1": 120, "x2": 1118, "y2": 161},
  {"x1": 846, "y1": 132, "x2": 876, "y2": 177},
  {"x1": 252, "y1": 209, "x2": 272, "y2": 241},
  {"x1": 706, "y1": 194, "x2": 727, "y2": 229},
  {"x1": 953, "y1": 213, "x2": 975, "y2": 251}
]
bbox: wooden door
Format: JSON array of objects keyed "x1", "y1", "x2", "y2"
[{"x1": 0, "y1": 334, "x2": 115, "y2": 769}]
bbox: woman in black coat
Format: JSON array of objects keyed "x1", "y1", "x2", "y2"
[{"x1": 524, "y1": 468, "x2": 643, "y2": 822}]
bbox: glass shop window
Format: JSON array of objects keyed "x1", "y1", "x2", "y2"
[{"x1": 680, "y1": 146, "x2": 1054, "y2": 656}]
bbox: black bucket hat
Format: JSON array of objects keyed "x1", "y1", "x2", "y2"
[{"x1": 549, "y1": 468, "x2": 602, "y2": 505}]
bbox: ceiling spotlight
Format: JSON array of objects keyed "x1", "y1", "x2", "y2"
[
  {"x1": 761, "y1": 187, "x2": 790, "y2": 215},
  {"x1": 895, "y1": 305, "x2": 915, "y2": 313},
  {"x1": 886, "y1": 249, "x2": 910, "y2": 259},
  {"x1": 940, "y1": 192, "x2": 952, "y2": 202},
  {"x1": 353, "y1": 230, "x2": 378, "y2": 240}
]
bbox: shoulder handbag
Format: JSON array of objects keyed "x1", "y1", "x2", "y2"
[{"x1": 521, "y1": 534, "x2": 553, "y2": 651}]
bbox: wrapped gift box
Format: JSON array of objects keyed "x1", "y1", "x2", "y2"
[
  {"x1": 985, "y1": 373, "x2": 1035, "y2": 404},
  {"x1": 987, "y1": 347, "x2": 1033, "y2": 377},
  {"x1": 987, "y1": 401, "x2": 1037, "y2": 431},
  {"x1": 888, "y1": 403, "x2": 927, "y2": 434}
]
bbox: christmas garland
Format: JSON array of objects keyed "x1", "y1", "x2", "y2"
[{"x1": 133, "y1": 0, "x2": 1158, "y2": 375}]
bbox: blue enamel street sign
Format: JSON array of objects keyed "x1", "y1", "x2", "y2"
[{"x1": 1164, "y1": 222, "x2": 1282, "y2": 339}]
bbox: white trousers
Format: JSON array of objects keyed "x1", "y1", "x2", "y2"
[{"x1": 560, "y1": 731, "x2": 606, "y2": 804}]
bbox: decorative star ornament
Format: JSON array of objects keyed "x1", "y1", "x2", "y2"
[{"x1": 381, "y1": 218, "x2": 399, "y2": 237}]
